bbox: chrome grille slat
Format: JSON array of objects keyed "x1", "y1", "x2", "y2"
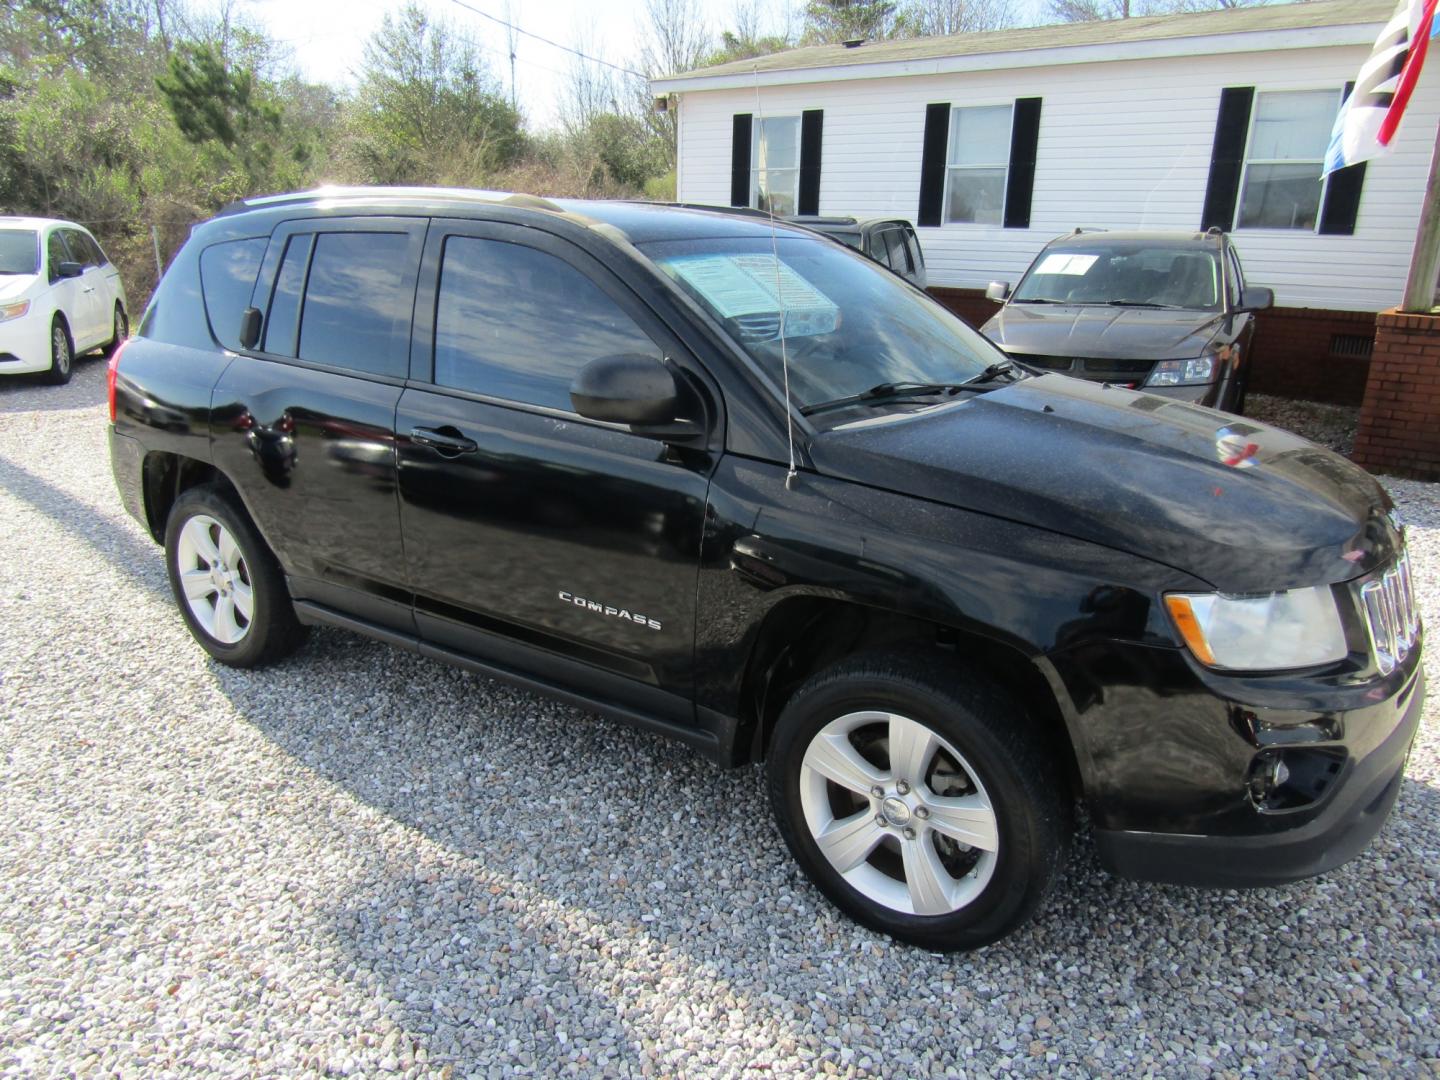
[{"x1": 1360, "y1": 549, "x2": 1421, "y2": 675}]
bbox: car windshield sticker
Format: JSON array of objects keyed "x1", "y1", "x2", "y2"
[
  {"x1": 667, "y1": 253, "x2": 839, "y2": 339},
  {"x1": 1035, "y1": 253, "x2": 1099, "y2": 276}
]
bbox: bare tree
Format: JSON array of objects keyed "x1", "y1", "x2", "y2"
[
  {"x1": 1048, "y1": 0, "x2": 1256, "y2": 22},
  {"x1": 639, "y1": 0, "x2": 711, "y2": 78},
  {"x1": 895, "y1": 0, "x2": 1018, "y2": 35}
]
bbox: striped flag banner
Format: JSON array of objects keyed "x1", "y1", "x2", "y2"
[{"x1": 1325, "y1": 0, "x2": 1440, "y2": 175}]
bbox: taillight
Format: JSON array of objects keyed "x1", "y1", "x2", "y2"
[{"x1": 106, "y1": 339, "x2": 127, "y2": 423}]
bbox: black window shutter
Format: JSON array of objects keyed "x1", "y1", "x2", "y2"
[
  {"x1": 1319, "y1": 82, "x2": 1367, "y2": 235},
  {"x1": 799, "y1": 109, "x2": 824, "y2": 216},
  {"x1": 918, "y1": 103, "x2": 950, "y2": 227},
  {"x1": 731, "y1": 114, "x2": 753, "y2": 208},
  {"x1": 1200, "y1": 87, "x2": 1254, "y2": 231},
  {"x1": 1003, "y1": 97, "x2": 1042, "y2": 230}
]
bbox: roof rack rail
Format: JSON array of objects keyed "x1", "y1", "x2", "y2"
[
  {"x1": 218, "y1": 186, "x2": 566, "y2": 216},
  {"x1": 1070, "y1": 226, "x2": 1107, "y2": 235}
]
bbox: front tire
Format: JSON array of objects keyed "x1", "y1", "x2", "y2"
[
  {"x1": 164, "y1": 485, "x2": 307, "y2": 668},
  {"x1": 43, "y1": 317, "x2": 72, "y2": 385},
  {"x1": 767, "y1": 653, "x2": 1070, "y2": 951}
]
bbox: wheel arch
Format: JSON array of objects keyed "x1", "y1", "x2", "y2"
[
  {"x1": 139, "y1": 451, "x2": 234, "y2": 543},
  {"x1": 735, "y1": 594, "x2": 1084, "y2": 799}
]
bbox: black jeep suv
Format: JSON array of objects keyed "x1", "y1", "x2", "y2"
[
  {"x1": 109, "y1": 188, "x2": 1424, "y2": 951},
  {"x1": 981, "y1": 229, "x2": 1273, "y2": 413}
]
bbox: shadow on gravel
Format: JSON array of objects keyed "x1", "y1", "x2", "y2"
[
  {"x1": 0, "y1": 450, "x2": 167, "y2": 600},
  {"x1": 206, "y1": 628, "x2": 1440, "y2": 1073},
  {"x1": 0, "y1": 355, "x2": 110, "y2": 413}
]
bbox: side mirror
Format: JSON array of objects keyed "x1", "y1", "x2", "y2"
[
  {"x1": 571, "y1": 353, "x2": 683, "y2": 428},
  {"x1": 56, "y1": 261, "x2": 83, "y2": 279},
  {"x1": 238, "y1": 307, "x2": 263, "y2": 350},
  {"x1": 985, "y1": 281, "x2": 1011, "y2": 303},
  {"x1": 1239, "y1": 285, "x2": 1274, "y2": 312}
]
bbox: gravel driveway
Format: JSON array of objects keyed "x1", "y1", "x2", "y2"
[{"x1": 1, "y1": 360, "x2": 1437, "y2": 1078}]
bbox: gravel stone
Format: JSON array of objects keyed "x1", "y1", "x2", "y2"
[
  {"x1": 1245, "y1": 394, "x2": 1359, "y2": 456},
  {"x1": 1, "y1": 361, "x2": 1437, "y2": 1077}
]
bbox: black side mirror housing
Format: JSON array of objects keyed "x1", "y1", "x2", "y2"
[
  {"x1": 238, "y1": 307, "x2": 263, "y2": 350},
  {"x1": 1239, "y1": 285, "x2": 1274, "y2": 312},
  {"x1": 571, "y1": 353, "x2": 684, "y2": 428},
  {"x1": 56, "y1": 261, "x2": 83, "y2": 279},
  {"x1": 986, "y1": 281, "x2": 1011, "y2": 303}
]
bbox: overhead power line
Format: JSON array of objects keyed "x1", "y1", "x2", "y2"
[{"x1": 445, "y1": 0, "x2": 648, "y2": 81}]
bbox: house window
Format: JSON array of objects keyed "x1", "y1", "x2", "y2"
[
  {"x1": 751, "y1": 116, "x2": 800, "y2": 214},
  {"x1": 944, "y1": 104, "x2": 1012, "y2": 225},
  {"x1": 1236, "y1": 89, "x2": 1338, "y2": 230}
]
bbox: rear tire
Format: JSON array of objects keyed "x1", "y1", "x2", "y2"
[
  {"x1": 104, "y1": 303, "x2": 128, "y2": 357},
  {"x1": 164, "y1": 484, "x2": 308, "y2": 668},
  {"x1": 767, "y1": 652, "x2": 1070, "y2": 951},
  {"x1": 42, "y1": 316, "x2": 72, "y2": 385}
]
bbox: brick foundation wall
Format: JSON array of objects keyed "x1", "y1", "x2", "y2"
[
  {"x1": 1351, "y1": 309, "x2": 1440, "y2": 481},
  {"x1": 928, "y1": 287, "x2": 1376, "y2": 407}
]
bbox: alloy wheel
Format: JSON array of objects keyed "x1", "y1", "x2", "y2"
[
  {"x1": 175, "y1": 514, "x2": 253, "y2": 644},
  {"x1": 799, "y1": 710, "x2": 999, "y2": 916},
  {"x1": 51, "y1": 324, "x2": 70, "y2": 377}
]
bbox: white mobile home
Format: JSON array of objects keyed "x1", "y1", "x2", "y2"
[{"x1": 651, "y1": 0, "x2": 1436, "y2": 402}]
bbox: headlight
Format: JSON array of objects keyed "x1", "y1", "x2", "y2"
[
  {"x1": 0, "y1": 300, "x2": 30, "y2": 323},
  {"x1": 1165, "y1": 586, "x2": 1348, "y2": 671},
  {"x1": 1145, "y1": 355, "x2": 1216, "y2": 387}
]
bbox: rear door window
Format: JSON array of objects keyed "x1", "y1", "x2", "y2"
[
  {"x1": 46, "y1": 231, "x2": 72, "y2": 281},
  {"x1": 200, "y1": 237, "x2": 268, "y2": 351},
  {"x1": 294, "y1": 231, "x2": 416, "y2": 378},
  {"x1": 432, "y1": 235, "x2": 659, "y2": 412},
  {"x1": 262, "y1": 234, "x2": 313, "y2": 357},
  {"x1": 62, "y1": 229, "x2": 97, "y2": 268}
]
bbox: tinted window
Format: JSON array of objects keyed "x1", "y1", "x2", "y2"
[
  {"x1": 434, "y1": 236, "x2": 657, "y2": 411},
  {"x1": 264, "y1": 234, "x2": 313, "y2": 356},
  {"x1": 298, "y1": 232, "x2": 414, "y2": 377},
  {"x1": 46, "y1": 231, "x2": 72, "y2": 280},
  {"x1": 63, "y1": 229, "x2": 95, "y2": 267},
  {"x1": 883, "y1": 229, "x2": 912, "y2": 274},
  {"x1": 200, "y1": 237, "x2": 267, "y2": 351},
  {"x1": 0, "y1": 230, "x2": 38, "y2": 274}
]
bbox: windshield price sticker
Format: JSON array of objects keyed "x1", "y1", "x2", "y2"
[
  {"x1": 1035, "y1": 253, "x2": 1099, "y2": 276},
  {"x1": 668, "y1": 253, "x2": 839, "y2": 338}
]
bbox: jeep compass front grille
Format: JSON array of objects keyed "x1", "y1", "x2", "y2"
[{"x1": 1360, "y1": 551, "x2": 1421, "y2": 675}]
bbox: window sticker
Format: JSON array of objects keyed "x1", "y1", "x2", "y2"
[
  {"x1": 1035, "y1": 253, "x2": 1099, "y2": 276},
  {"x1": 667, "y1": 253, "x2": 839, "y2": 338}
]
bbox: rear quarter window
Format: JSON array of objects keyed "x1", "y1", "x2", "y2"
[{"x1": 199, "y1": 238, "x2": 267, "y2": 351}]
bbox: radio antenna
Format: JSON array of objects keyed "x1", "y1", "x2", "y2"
[{"x1": 753, "y1": 64, "x2": 799, "y2": 488}]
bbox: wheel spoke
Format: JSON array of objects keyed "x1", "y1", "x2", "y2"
[
  {"x1": 231, "y1": 580, "x2": 253, "y2": 622},
  {"x1": 814, "y1": 809, "x2": 886, "y2": 874},
  {"x1": 925, "y1": 794, "x2": 999, "y2": 852},
  {"x1": 217, "y1": 529, "x2": 241, "y2": 571},
  {"x1": 902, "y1": 836, "x2": 955, "y2": 915},
  {"x1": 212, "y1": 594, "x2": 241, "y2": 643},
  {"x1": 803, "y1": 731, "x2": 887, "y2": 796},
  {"x1": 180, "y1": 568, "x2": 215, "y2": 601},
  {"x1": 183, "y1": 519, "x2": 221, "y2": 566},
  {"x1": 888, "y1": 714, "x2": 937, "y2": 787}
]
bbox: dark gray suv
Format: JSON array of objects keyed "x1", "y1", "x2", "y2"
[{"x1": 980, "y1": 229, "x2": 1273, "y2": 413}]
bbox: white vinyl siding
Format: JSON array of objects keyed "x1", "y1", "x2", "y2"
[
  {"x1": 673, "y1": 42, "x2": 1437, "y2": 313},
  {"x1": 1236, "y1": 88, "x2": 1342, "y2": 231}
]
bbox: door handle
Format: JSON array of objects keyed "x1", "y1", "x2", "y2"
[
  {"x1": 82, "y1": 286, "x2": 95, "y2": 293},
  {"x1": 410, "y1": 426, "x2": 477, "y2": 454}
]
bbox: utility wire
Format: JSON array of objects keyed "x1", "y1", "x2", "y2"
[{"x1": 445, "y1": 0, "x2": 648, "y2": 80}]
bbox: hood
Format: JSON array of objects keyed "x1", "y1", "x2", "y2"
[
  {"x1": 0, "y1": 274, "x2": 38, "y2": 301},
  {"x1": 808, "y1": 374, "x2": 1398, "y2": 593},
  {"x1": 981, "y1": 303, "x2": 1223, "y2": 360}
]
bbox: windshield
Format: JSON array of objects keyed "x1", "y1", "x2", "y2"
[
  {"x1": 1012, "y1": 244, "x2": 1222, "y2": 310},
  {"x1": 641, "y1": 235, "x2": 1003, "y2": 411},
  {"x1": 0, "y1": 230, "x2": 39, "y2": 275}
]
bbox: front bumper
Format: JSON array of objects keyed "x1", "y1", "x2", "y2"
[
  {"x1": 1094, "y1": 662, "x2": 1423, "y2": 886},
  {"x1": 0, "y1": 314, "x2": 53, "y2": 374},
  {"x1": 1049, "y1": 632, "x2": 1425, "y2": 888}
]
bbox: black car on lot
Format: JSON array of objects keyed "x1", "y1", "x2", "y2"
[
  {"x1": 980, "y1": 229, "x2": 1273, "y2": 413},
  {"x1": 784, "y1": 215, "x2": 926, "y2": 288},
  {"x1": 109, "y1": 189, "x2": 1423, "y2": 951}
]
